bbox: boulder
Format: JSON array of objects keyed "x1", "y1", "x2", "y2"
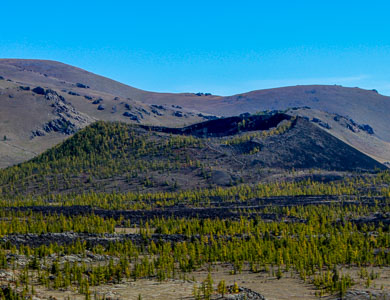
[
  {"x1": 92, "y1": 99, "x2": 103, "y2": 104},
  {"x1": 68, "y1": 91, "x2": 80, "y2": 96},
  {"x1": 358, "y1": 124, "x2": 374, "y2": 135},
  {"x1": 76, "y1": 83, "x2": 89, "y2": 88},
  {"x1": 123, "y1": 112, "x2": 139, "y2": 121},
  {"x1": 32, "y1": 86, "x2": 45, "y2": 95}
]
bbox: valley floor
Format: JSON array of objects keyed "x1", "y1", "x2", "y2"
[{"x1": 2, "y1": 264, "x2": 390, "y2": 299}]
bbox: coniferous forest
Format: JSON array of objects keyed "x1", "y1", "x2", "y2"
[{"x1": 0, "y1": 116, "x2": 389, "y2": 299}]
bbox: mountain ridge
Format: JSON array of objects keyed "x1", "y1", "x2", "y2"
[{"x1": 1, "y1": 58, "x2": 390, "y2": 167}]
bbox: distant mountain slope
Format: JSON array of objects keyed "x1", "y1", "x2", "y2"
[
  {"x1": 0, "y1": 115, "x2": 385, "y2": 196},
  {"x1": 0, "y1": 60, "x2": 208, "y2": 167},
  {"x1": 215, "y1": 85, "x2": 390, "y2": 143},
  {"x1": 287, "y1": 107, "x2": 390, "y2": 164},
  {"x1": 0, "y1": 59, "x2": 389, "y2": 167}
]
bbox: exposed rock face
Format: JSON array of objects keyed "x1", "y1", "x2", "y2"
[
  {"x1": 93, "y1": 99, "x2": 103, "y2": 104},
  {"x1": 68, "y1": 91, "x2": 80, "y2": 96},
  {"x1": 333, "y1": 115, "x2": 375, "y2": 135},
  {"x1": 123, "y1": 111, "x2": 139, "y2": 121},
  {"x1": 32, "y1": 86, "x2": 45, "y2": 95},
  {"x1": 226, "y1": 286, "x2": 267, "y2": 299},
  {"x1": 343, "y1": 289, "x2": 390, "y2": 300},
  {"x1": 31, "y1": 89, "x2": 93, "y2": 137},
  {"x1": 311, "y1": 117, "x2": 331, "y2": 129},
  {"x1": 76, "y1": 82, "x2": 89, "y2": 88},
  {"x1": 358, "y1": 124, "x2": 374, "y2": 135}
]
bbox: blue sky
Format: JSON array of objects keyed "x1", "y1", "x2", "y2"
[{"x1": 1, "y1": 1, "x2": 390, "y2": 96}]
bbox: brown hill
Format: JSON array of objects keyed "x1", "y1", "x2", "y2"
[
  {"x1": 0, "y1": 115, "x2": 385, "y2": 196},
  {"x1": 0, "y1": 59, "x2": 389, "y2": 167}
]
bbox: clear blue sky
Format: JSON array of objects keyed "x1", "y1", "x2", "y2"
[{"x1": 1, "y1": 0, "x2": 390, "y2": 96}]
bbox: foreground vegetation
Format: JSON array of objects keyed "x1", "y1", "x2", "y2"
[
  {"x1": 0, "y1": 120, "x2": 389, "y2": 299},
  {"x1": 0, "y1": 172, "x2": 389, "y2": 298}
]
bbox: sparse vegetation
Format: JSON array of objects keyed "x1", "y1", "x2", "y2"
[{"x1": 0, "y1": 117, "x2": 389, "y2": 299}]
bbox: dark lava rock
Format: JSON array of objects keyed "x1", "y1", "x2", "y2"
[
  {"x1": 151, "y1": 109, "x2": 163, "y2": 116},
  {"x1": 32, "y1": 86, "x2": 45, "y2": 95},
  {"x1": 125, "y1": 103, "x2": 131, "y2": 110},
  {"x1": 349, "y1": 118, "x2": 358, "y2": 127},
  {"x1": 8, "y1": 95, "x2": 13, "y2": 98},
  {"x1": 92, "y1": 99, "x2": 103, "y2": 104},
  {"x1": 347, "y1": 124, "x2": 358, "y2": 133},
  {"x1": 76, "y1": 83, "x2": 89, "y2": 88},
  {"x1": 174, "y1": 111, "x2": 183, "y2": 117},
  {"x1": 112, "y1": 105, "x2": 117, "y2": 113},
  {"x1": 68, "y1": 91, "x2": 80, "y2": 96},
  {"x1": 358, "y1": 124, "x2": 374, "y2": 135},
  {"x1": 318, "y1": 122, "x2": 331, "y2": 129},
  {"x1": 114, "y1": 97, "x2": 120, "y2": 100},
  {"x1": 312, "y1": 117, "x2": 321, "y2": 123},
  {"x1": 123, "y1": 112, "x2": 139, "y2": 121},
  {"x1": 43, "y1": 118, "x2": 76, "y2": 135},
  {"x1": 0, "y1": 76, "x2": 4, "y2": 80},
  {"x1": 84, "y1": 95, "x2": 93, "y2": 100},
  {"x1": 31, "y1": 130, "x2": 45, "y2": 138},
  {"x1": 19, "y1": 86, "x2": 30, "y2": 91},
  {"x1": 143, "y1": 114, "x2": 291, "y2": 138},
  {"x1": 97, "y1": 104, "x2": 105, "y2": 110},
  {"x1": 195, "y1": 92, "x2": 212, "y2": 96},
  {"x1": 0, "y1": 232, "x2": 190, "y2": 248},
  {"x1": 137, "y1": 107, "x2": 150, "y2": 116},
  {"x1": 151, "y1": 104, "x2": 165, "y2": 110},
  {"x1": 343, "y1": 289, "x2": 390, "y2": 300},
  {"x1": 226, "y1": 286, "x2": 267, "y2": 299}
]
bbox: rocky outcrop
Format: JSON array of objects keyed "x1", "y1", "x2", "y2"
[
  {"x1": 32, "y1": 86, "x2": 45, "y2": 95},
  {"x1": 123, "y1": 111, "x2": 139, "y2": 121},
  {"x1": 76, "y1": 82, "x2": 89, "y2": 88},
  {"x1": 311, "y1": 117, "x2": 331, "y2": 129},
  {"x1": 93, "y1": 98, "x2": 103, "y2": 104},
  {"x1": 333, "y1": 115, "x2": 375, "y2": 135},
  {"x1": 31, "y1": 89, "x2": 93, "y2": 138},
  {"x1": 225, "y1": 286, "x2": 267, "y2": 299},
  {"x1": 343, "y1": 289, "x2": 390, "y2": 300}
]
